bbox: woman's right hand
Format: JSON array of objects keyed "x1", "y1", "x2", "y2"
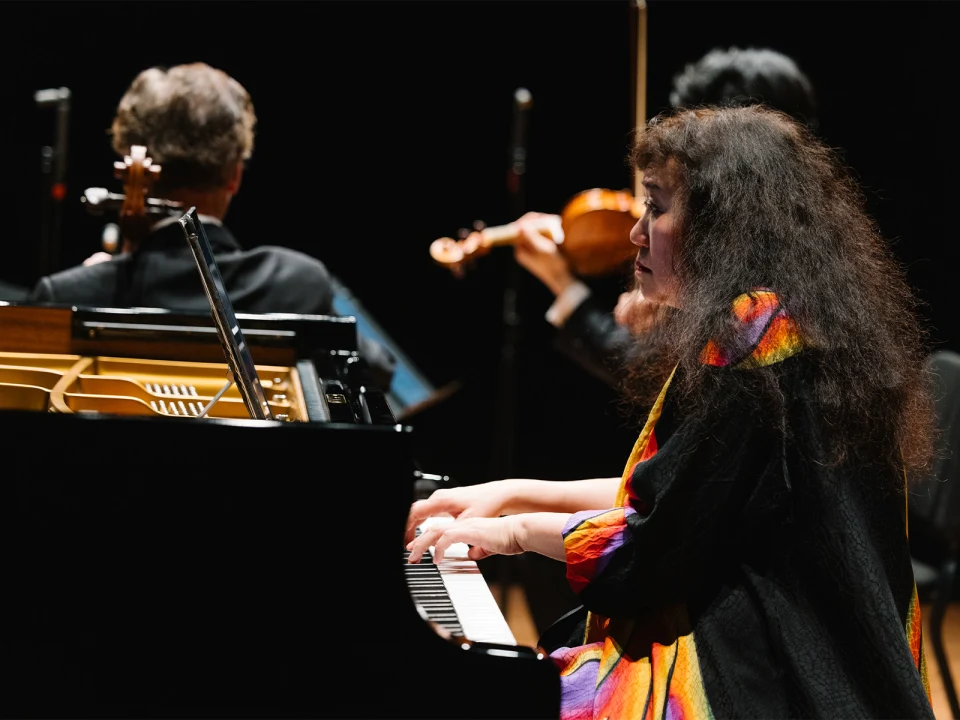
[{"x1": 404, "y1": 481, "x2": 514, "y2": 546}]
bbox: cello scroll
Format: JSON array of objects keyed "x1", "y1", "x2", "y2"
[{"x1": 80, "y1": 145, "x2": 184, "y2": 254}]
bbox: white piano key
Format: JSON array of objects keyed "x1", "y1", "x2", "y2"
[{"x1": 437, "y1": 559, "x2": 516, "y2": 646}]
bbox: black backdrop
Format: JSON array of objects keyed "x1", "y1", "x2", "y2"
[{"x1": 1, "y1": 0, "x2": 957, "y2": 488}]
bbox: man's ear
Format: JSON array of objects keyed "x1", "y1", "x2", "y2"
[{"x1": 225, "y1": 161, "x2": 244, "y2": 195}]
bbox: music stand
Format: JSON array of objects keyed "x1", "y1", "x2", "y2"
[
  {"x1": 177, "y1": 207, "x2": 274, "y2": 421},
  {"x1": 329, "y1": 273, "x2": 458, "y2": 421}
]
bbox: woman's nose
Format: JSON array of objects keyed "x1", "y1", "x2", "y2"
[{"x1": 629, "y1": 217, "x2": 648, "y2": 248}]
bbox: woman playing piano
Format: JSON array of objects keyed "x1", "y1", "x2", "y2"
[{"x1": 407, "y1": 106, "x2": 936, "y2": 719}]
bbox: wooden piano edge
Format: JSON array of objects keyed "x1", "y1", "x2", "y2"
[{"x1": 0, "y1": 303, "x2": 295, "y2": 366}]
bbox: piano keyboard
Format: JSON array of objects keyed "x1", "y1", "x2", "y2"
[{"x1": 404, "y1": 526, "x2": 517, "y2": 646}]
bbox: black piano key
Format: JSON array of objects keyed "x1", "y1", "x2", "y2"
[{"x1": 402, "y1": 549, "x2": 464, "y2": 637}]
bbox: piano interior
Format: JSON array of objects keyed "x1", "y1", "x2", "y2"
[{"x1": 0, "y1": 351, "x2": 306, "y2": 420}]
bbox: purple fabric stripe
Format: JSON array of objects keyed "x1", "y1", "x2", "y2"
[
  {"x1": 740, "y1": 304, "x2": 779, "y2": 350},
  {"x1": 563, "y1": 506, "x2": 637, "y2": 538}
]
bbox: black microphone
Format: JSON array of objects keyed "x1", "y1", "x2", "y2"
[
  {"x1": 507, "y1": 87, "x2": 533, "y2": 209},
  {"x1": 34, "y1": 86, "x2": 70, "y2": 109},
  {"x1": 34, "y1": 87, "x2": 71, "y2": 191},
  {"x1": 34, "y1": 86, "x2": 71, "y2": 276},
  {"x1": 509, "y1": 87, "x2": 533, "y2": 179}
]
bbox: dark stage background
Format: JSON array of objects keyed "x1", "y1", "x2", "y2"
[{"x1": 1, "y1": 1, "x2": 957, "y2": 619}]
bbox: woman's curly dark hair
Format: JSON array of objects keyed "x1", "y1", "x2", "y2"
[{"x1": 623, "y1": 105, "x2": 933, "y2": 478}]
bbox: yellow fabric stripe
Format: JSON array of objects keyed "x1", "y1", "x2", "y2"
[{"x1": 615, "y1": 364, "x2": 678, "y2": 507}]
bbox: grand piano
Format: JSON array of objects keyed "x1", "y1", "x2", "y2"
[{"x1": 0, "y1": 300, "x2": 560, "y2": 718}]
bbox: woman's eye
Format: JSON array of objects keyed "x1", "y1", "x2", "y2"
[{"x1": 643, "y1": 199, "x2": 661, "y2": 217}]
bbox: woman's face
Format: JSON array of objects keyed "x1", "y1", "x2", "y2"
[{"x1": 630, "y1": 163, "x2": 681, "y2": 307}]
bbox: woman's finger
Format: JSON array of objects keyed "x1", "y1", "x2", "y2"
[{"x1": 405, "y1": 525, "x2": 444, "y2": 564}]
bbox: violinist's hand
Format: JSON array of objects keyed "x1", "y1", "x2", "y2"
[
  {"x1": 406, "y1": 515, "x2": 523, "y2": 564},
  {"x1": 513, "y1": 212, "x2": 576, "y2": 297},
  {"x1": 83, "y1": 251, "x2": 114, "y2": 267},
  {"x1": 614, "y1": 288, "x2": 658, "y2": 335},
  {"x1": 404, "y1": 481, "x2": 514, "y2": 546}
]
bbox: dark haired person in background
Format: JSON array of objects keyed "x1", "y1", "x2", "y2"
[
  {"x1": 28, "y1": 62, "x2": 395, "y2": 389},
  {"x1": 508, "y1": 46, "x2": 819, "y2": 389},
  {"x1": 408, "y1": 105, "x2": 934, "y2": 719},
  {"x1": 670, "y1": 46, "x2": 818, "y2": 128}
]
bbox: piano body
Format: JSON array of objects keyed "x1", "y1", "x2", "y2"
[{"x1": 0, "y1": 302, "x2": 560, "y2": 718}]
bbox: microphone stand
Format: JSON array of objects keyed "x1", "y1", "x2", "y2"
[
  {"x1": 487, "y1": 87, "x2": 532, "y2": 617},
  {"x1": 35, "y1": 87, "x2": 71, "y2": 278}
]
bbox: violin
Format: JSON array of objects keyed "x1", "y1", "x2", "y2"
[
  {"x1": 81, "y1": 145, "x2": 183, "y2": 253},
  {"x1": 429, "y1": 0, "x2": 649, "y2": 280},
  {"x1": 429, "y1": 188, "x2": 643, "y2": 277}
]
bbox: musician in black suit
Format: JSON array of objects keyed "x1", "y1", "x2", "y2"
[
  {"x1": 28, "y1": 62, "x2": 396, "y2": 390},
  {"x1": 506, "y1": 47, "x2": 820, "y2": 389}
]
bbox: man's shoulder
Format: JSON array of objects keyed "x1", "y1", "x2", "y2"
[
  {"x1": 242, "y1": 245, "x2": 330, "y2": 280},
  {"x1": 32, "y1": 257, "x2": 126, "y2": 303},
  {"x1": 53, "y1": 258, "x2": 125, "y2": 279}
]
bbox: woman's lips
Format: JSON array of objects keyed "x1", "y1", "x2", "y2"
[{"x1": 635, "y1": 259, "x2": 651, "y2": 275}]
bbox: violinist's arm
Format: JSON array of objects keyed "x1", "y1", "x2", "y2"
[{"x1": 509, "y1": 212, "x2": 599, "y2": 332}]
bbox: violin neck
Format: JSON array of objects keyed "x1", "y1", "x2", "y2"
[{"x1": 482, "y1": 217, "x2": 557, "y2": 247}]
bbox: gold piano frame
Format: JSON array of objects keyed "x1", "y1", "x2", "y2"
[{"x1": 0, "y1": 305, "x2": 307, "y2": 420}]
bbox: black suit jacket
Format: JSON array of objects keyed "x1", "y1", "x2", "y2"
[
  {"x1": 29, "y1": 221, "x2": 396, "y2": 389},
  {"x1": 553, "y1": 294, "x2": 634, "y2": 389}
]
